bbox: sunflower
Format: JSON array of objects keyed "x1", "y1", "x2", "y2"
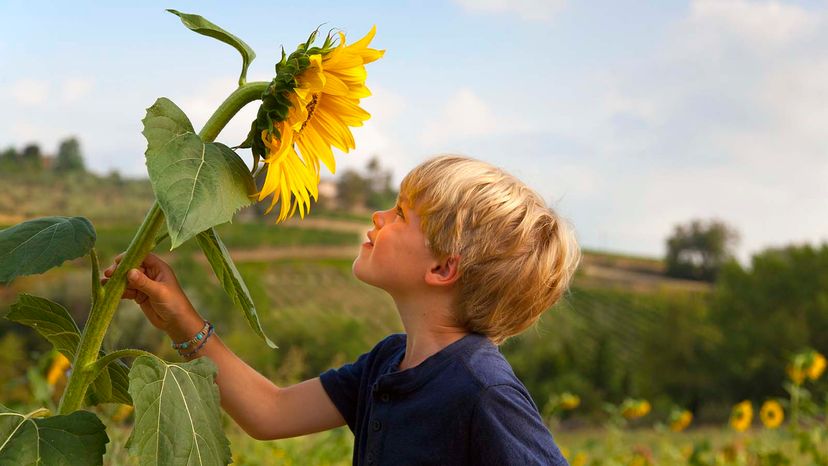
[
  {"x1": 669, "y1": 409, "x2": 693, "y2": 432},
  {"x1": 759, "y1": 400, "x2": 784, "y2": 429},
  {"x1": 111, "y1": 404, "x2": 135, "y2": 423},
  {"x1": 788, "y1": 349, "x2": 827, "y2": 384},
  {"x1": 559, "y1": 392, "x2": 581, "y2": 411},
  {"x1": 730, "y1": 400, "x2": 753, "y2": 432},
  {"x1": 621, "y1": 399, "x2": 651, "y2": 420},
  {"x1": 252, "y1": 27, "x2": 384, "y2": 221},
  {"x1": 46, "y1": 352, "x2": 71, "y2": 386},
  {"x1": 807, "y1": 352, "x2": 826, "y2": 381}
]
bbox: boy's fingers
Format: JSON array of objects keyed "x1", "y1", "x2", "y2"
[{"x1": 126, "y1": 268, "x2": 163, "y2": 298}]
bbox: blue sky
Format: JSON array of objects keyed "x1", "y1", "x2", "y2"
[{"x1": 2, "y1": 0, "x2": 827, "y2": 261}]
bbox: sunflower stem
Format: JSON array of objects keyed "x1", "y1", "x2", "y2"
[
  {"x1": 199, "y1": 81, "x2": 269, "y2": 142},
  {"x1": 58, "y1": 81, "x2": 268, "y2": 415}
]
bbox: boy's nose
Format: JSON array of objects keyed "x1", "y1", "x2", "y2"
[{"x1": 372, "y1": 211, "x2": 384, "y2": 229}]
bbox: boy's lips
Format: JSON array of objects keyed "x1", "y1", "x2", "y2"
[{"x1": 364, "y1": 231, "x2": 375, "y2": 247}]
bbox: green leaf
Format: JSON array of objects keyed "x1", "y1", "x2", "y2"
[
  {"x1": 0, "y1": 404, "x2": 108, "y2": 465},
  {"x1": 142, "y1": 98, "x2": 256, "y2": 250},
  {"x1": 0, "y1": 216, "x2": 95, "y2": 284},
  {"x1": 196, "y1": 228, "x2": 277, "y2": 348},
  {"x1": 142, "y1": 97, "x2": 194, "y2": 156},
  {"x1": 6, "y1": 294, "x2": 132, "y2": 405},
  {"x1": 167, "y1": 9, "x2": 256, "y2": 86},
  {"x1": 128, "y1": 356, "x2": 231, "y2": 466},
  {"x1": 6, "y1": 294, "x2": 80, "y2": 356}
]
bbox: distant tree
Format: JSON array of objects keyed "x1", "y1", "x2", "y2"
[
  {"x1": 364, "y1": 156, "x2": 396, "y2": 210},
  {"x1": 336, "y1": 169, "x2": 370, "y2": 209},
  {"x1": 19, "y1": 144, "x2": 44, "y2": 171},
  {"x1": 0, "y1": 147, "x2": 19, "y2": 172},
  {"x1": 710, "y1": 243, "x2": 828, "y2": 401},
  {"x1": 665, "y1": 219, "x2": 739, "y2": 282},
  {"x1": 336, "y1": 157, "x2": 398, "y2": 211},
  {"x1": 54, "y1": 137, "x2": 85, "y2": 172}
]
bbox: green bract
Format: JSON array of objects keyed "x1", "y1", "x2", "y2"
[
  {"x1": 0, "y1": 216, "x2": 95, "y2": 284},
  {"x1": 142, "y1": 97, "x2": 256, "y2": 249}
]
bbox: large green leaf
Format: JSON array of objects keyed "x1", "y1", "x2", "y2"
[
  {"x1": 196, "y1": 228, "x2": 277, "y2": 348},
  {"x1": 167, "y1": 9, "x2": 256, "y2": 86},
  {"x1": 6, "y1": 294, "x2": 80, "y2": 356},
  {"x1": 6, "y1": 294, "x2": 132, "y2": 405},
  {"x1": 128, "y1": 356, "x2": 231, "y2": 466},
  {"x1": 0, "y1": 216, "x2": 95, "y2": 284},
  {"x1": 142, "y1": 98, "x2": 256, "y2": 250},
  {"x1": 0, "y1": 404, "x2": 108, "y2": 465}
]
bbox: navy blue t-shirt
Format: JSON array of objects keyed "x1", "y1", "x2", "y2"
[{"x1": 319, "y1": 333, "x2": 568, "y2": 465}]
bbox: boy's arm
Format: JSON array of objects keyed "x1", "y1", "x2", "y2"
[
  {"x1": 103, "y1": 253, "x2": 346, "y2": 440},
  {"x1": 185, "y1": 332, "x2": 346, "y2": 440}
]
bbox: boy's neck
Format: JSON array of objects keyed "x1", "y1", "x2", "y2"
[{"x1": 393, "y1": 295, "x2": 470, "y2": 371}]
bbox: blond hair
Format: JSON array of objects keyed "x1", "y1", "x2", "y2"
[{"x1": 400, "y1": 155, "x2": 581, "y2": 344}]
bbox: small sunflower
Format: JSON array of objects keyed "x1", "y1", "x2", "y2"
[
  {"x1": 559, "y1": 392, "x2": 581, "y2": 410},
  {"x1": 111, "y1": 404, "x2": 134, "y2": 423},
  {"x1": 759, "y1": 400, "x2": 784, "y2": 429},
  {"x1": 621, "y1": 398, "x2": 651, "y2": 420},
  {"x1": 807, "y1": 352, "x2": 826, "y2": 381},
  {"x1": 729, "y1": 400, "x2": 753, "y2": 432},
  {"x1": 669, "y1": 408, "x2": 693, "y2": 432},
  {"x1": 250, "y1": 27, "x2": 384, "y2": 221},
  {"x1": 46, "y1": 352, "x2": 71, "y2": 386},
  {"x1": 788, "y1": 349, "x2": 827, "y2": 384}
]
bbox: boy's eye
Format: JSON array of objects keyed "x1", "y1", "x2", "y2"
[{"x1": 395, "y1": 206, "x2": 405, "y2": 219}]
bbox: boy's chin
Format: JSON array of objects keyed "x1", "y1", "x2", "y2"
[{"x1": 352, "y1": 260, "x2": 383, "y2": 289}]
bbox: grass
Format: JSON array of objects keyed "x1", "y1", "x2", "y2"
[{"x1": 97, "y1": 411, "x2": 824, "y2": 466}]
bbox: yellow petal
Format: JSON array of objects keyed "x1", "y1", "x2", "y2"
[
  {"x1": 322, "y1": 72, "x2": 351, "y2": 96},
  {"x1": 321, "y1": 95, "x2": 370, "y2": 126}
]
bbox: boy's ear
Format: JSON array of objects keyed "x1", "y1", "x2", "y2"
[{"x1": 425, "y1": 255, "x2": 460, "y2": 287}]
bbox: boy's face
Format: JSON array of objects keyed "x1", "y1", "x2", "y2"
[{"x1": 352, "y1": 197, "x2": 437, "y2": 295}]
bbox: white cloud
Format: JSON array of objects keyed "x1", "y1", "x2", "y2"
[
  {"x1": 687, "y1": 0, "x2": 818, "y2": 50},
  {"x1": 566, "y1": 0, "x2": 828, "y2": 260},
  {"x1": 454, "y1": 0, "x2": 565, "y2": 21},
  {"x1": 420, "y1": 88, "x2": 522, "y2": 147},
  {"x1": 9, "y1": 79, "x2": 49, "y2": 105},
  {"x1": 61, "y1": 78, "x2": 94, "y2": 103}
]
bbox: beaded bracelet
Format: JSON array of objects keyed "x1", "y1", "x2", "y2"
[
  {"x1": 172, "y1": 321, "x2": 211, "y2": 350},
  {"x1": 178, "y1": 324, "x2": 215, "y2": 358}
]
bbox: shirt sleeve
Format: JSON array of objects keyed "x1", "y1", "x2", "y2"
[
  {"x1": 470, "y1": 384, "x2": 569, "y2": 466},
  {"x1": 319, "y1": 349, "x2": 372, "y2": 431}
]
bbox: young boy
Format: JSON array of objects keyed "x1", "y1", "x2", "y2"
[{"x1": 103, "y1": 155, "x2": 580, "y2": 465}]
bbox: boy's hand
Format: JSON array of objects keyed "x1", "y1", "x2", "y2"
[{"x1": 101, "y1": 252, "x2": 204, "y2": 342}]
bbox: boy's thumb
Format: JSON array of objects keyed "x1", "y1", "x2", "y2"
[{"x1": 127, "y1": 268, "x2": 160, "y2": 295}]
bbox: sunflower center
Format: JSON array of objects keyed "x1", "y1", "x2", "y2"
[{"x1": 300, "y1": 93, "x2": 320, "y2": 131}]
